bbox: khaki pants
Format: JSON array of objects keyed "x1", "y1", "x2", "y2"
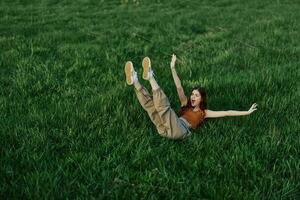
[{"x1": 134, "y1": 85, "x2": 191, "y2": 140}]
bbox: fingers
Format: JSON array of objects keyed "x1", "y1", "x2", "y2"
[
  {"x1": 171, "y1": 54, "x2": 176, "y2": 65},
  {"x1": 252, "y1": 103, "x2": 258, "y2": 108},
  {"x1": 249, "y1": 108, "x2": 257, "y2": 114},
  {"x1": 249, "y1": 103, "x2": 258, "y2": 113}
]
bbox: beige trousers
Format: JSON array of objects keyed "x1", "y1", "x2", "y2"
[{"x1": 134, "y1": 85, "x2": 191, "y2": 140}]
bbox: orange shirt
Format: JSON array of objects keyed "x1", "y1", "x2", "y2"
[{"x1": 180, "y1": 107, "x2": 206, "y2": 129}]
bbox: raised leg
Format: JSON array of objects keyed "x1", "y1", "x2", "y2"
[
  {"x1": 133, "y1": 82, "x2": 166, "y2": 135},
  {"x1": 149, "y1": 78, "x2": 188, "y2": 139},
  {"x1": 142, "y1": 57, "x2": 189, "y2": 139},
  {"x1": 125, "y1": 61, "x2": 166, "y2": 135}
]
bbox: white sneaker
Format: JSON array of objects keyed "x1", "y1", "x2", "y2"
[
  {"x1": 124, "y1": 61, "x2": 138, "y2": 85},
  {"x1": 142, "y1": 57, "x2": 154, "y2": 80}
]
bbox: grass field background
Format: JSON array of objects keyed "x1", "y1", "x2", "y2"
[{"x1": 1, "y1": 0, "x2": 299, "y2": 199}]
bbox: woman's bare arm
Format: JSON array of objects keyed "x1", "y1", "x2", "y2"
[
  {"x1": 170, "y1": 54, "x2": 188, "y2": 107},
  {"x1": 205, "y1": 103, "x2": 258, "y2": 118}
]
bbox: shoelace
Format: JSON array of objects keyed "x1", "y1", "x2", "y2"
[
  {"x1": 152, "y1": 71, "x2": 155, "y2": 78},
  {"x1": 132, "y1": 70, "x2": 138, "y2": 82},
  {"x1": 131, "y1": 70, "x2": 136, "y2": 76},
  {"x1": 149, "y1": 68, "x2": 155, "y2": 79}
]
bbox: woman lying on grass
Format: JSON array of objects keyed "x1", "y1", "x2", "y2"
[{"x1": 124, "y1": 54, "x2": 258, "y2": 140}]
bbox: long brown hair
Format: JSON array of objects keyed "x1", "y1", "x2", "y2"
[
  {"x1": 177, "y1": 86, "x2": 207, "y2": 116},
  {"x1": 185, "y1": 86, "x2": 207, "y2": 110}
]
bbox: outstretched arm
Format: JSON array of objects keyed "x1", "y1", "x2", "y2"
[
  {"x1": 170, "y1": 54, "x2": 188, "y2": 107},
  {"x1": 205, "y1": 103, "x2": 258, "y2": 118}
]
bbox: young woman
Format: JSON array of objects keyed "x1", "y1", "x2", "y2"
[{"x1": 124, "y1": 54, "x2": 258, "y2": 140}]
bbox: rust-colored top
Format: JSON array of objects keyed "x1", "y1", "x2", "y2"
[{"x1": 180, "y1": 107, "x2": 206, "y2": 129}]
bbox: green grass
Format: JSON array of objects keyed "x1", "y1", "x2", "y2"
[{"x1": 1, "y1": 0, "x2": 299, "y2": 199}]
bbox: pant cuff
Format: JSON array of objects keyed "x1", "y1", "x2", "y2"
[{"x1": 134, "y1": 84, "x2": 143, "y2": 91}]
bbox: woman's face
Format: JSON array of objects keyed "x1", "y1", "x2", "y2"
[{"x1": 190, "y1": 89, "x2": 201, "y2": 107}]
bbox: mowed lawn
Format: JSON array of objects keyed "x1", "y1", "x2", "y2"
[{"x1": 1, "y1": 0, "x2": 299, "y2": 199}]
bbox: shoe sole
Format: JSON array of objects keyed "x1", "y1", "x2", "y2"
[
  {"x1": 125, "y1": 61, "x2": 133, "y2": 85},
  {"x1": 142, "y1": 57, "x2": 151, "y2": 80}
]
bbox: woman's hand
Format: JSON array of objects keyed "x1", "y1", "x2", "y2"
[
  {"x1": 248, "y1": 103, "x2": 258, "y2": 114},
  {"x1": 170, "y1": 54, "x2": 176, "y2": 69}
]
